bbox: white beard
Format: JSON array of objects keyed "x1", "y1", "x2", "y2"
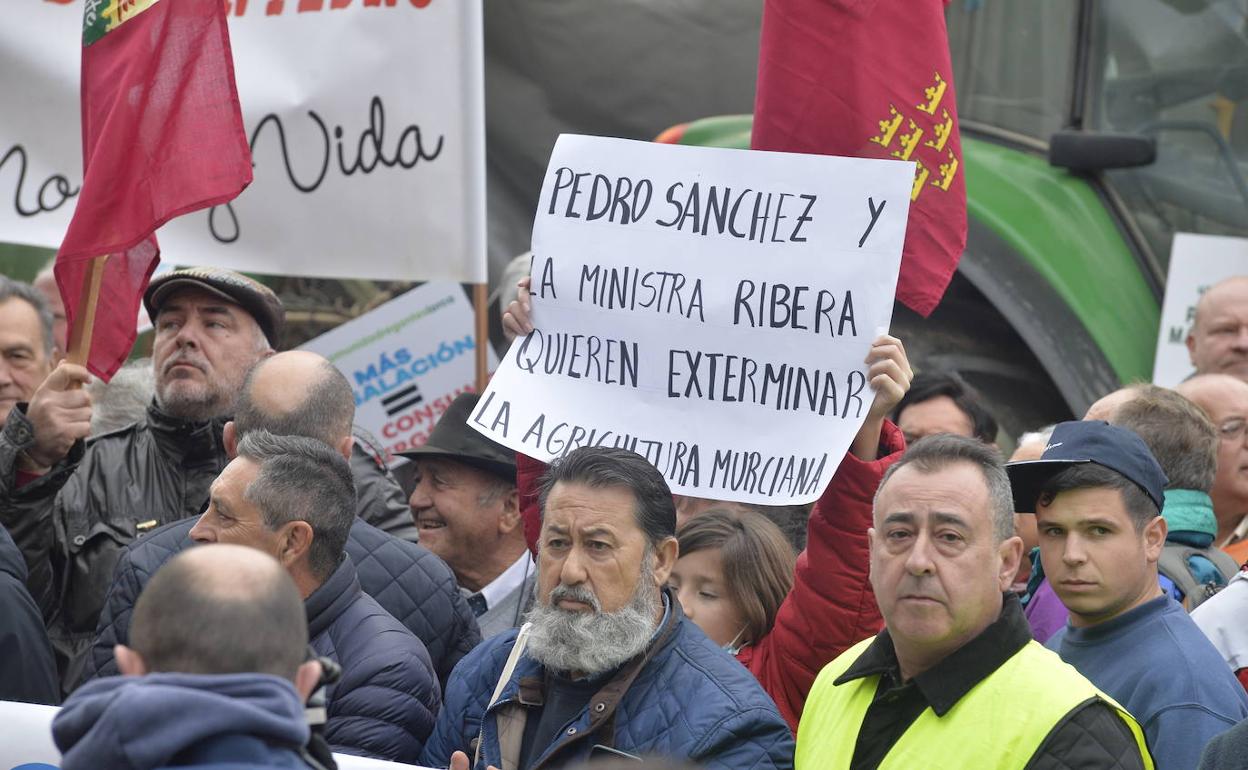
[{"x1": 524, "y1": 557, "x2": 662, "y2": 676}]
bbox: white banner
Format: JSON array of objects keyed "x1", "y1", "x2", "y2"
[
  {"x1": 301, "y1": 282, "x2": 497, "y2": 460},
  {"x1": 472, "y1": 135, "x2": 913, "y2": 505},
  {"x1": 1152, "y1": 233, "x2": 1248, "y2": 387},
  {"x1": 0, "y1": 699, "x2": 434, "y2": 770},
  {"x1": 0, "y1": 1, "x2": 485, "y2": 283}
]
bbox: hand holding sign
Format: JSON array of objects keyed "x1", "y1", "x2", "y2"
[{"x1": 474, "y1": 135, "x2": 914, "y2": 505}]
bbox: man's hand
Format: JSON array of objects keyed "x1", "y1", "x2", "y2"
[
  {"x1": 450, "y1": 750, "x2": 498, "y2": 770},
  {"x1": 501, "y1": 276, "x2": 535, "y2": 339},
  {"x1": 851, "y1": 335, "x2": 912, "y2": 462},
  {"x1": 21, "y1": 362, "x2": 92, "y2": 471}
]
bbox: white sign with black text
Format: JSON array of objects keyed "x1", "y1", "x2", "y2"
[
  {"x1": 300, "y1": 282, "x2": 497, "y2": 462},
  {"x1": 0, "y1": 2, "x2": 485, "y2": 283},
  {"x1": 471, "y1": 135, "x2": 913, "y2": 505},
  {"x1": 1152, "y1": 233, "x2": 1248, "y2": 388}
]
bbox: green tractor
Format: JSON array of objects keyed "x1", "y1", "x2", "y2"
[{"x1": 657, "y1": 0, "x2": 1248, "y2": 441}]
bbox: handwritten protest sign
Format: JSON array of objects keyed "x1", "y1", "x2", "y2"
[
  {"x1": 301, "y1": 283, "x2": 497, "y2": 461},
  {"x1": 1, "y1": 2, "x2": 485, "y2": 283},
  {"x1": 1152, "y1": 233, "x2": 1248, "y2": 387},
  {"x1": 471, "y1": 135, "x2": 913, "y2": 504}
]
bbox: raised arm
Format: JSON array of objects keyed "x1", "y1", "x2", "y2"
[{"x1": 739, "y1": 335, "x2": 911, "y2": 732}]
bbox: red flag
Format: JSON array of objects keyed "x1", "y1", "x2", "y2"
[
  {"x1": 55, "y1": 0, "x2": 252, "y2": 379},
  {"x1": 751, "y1": 0, "x2": 966, "y2": 317}
]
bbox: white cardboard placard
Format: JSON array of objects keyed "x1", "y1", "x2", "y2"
[
  {"x1": 1152, "y1": 233, "x2": 1248, "y2": 387},
  {"x1": 471, "y1": 135, "x2": 913, "y2": 504}
]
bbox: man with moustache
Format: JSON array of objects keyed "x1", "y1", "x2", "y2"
[
  {"x1": 0, "y1": 267, "x2": 280, "y2": 687},
  {"x1": 421, "y1": 446, "x2": 794, "y2": 770}
]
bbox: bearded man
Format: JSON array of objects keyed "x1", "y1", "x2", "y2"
[
  {"x1": 421, "y1": 446, "x2": 794, "y2": 770},
  {"x1": 0, "y1": 267, "x2": 281, "y2": 689}
]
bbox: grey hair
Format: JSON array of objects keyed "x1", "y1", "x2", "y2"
[
  {"x1": 1016, "y1": 425, "x2": 1056, "y2": 449},
  {"x1": 0, "y1": 276, "x2": 54, "y2": 357},
  {"x1": 234, "y1": 357, "x2": 354, "y2": 447},
  {"x1": 236, "y1": 430, "x2": 356, "y2": 581},
  {"x1": 875, "y1": 434, "x2": 1016, "y2": 542}
]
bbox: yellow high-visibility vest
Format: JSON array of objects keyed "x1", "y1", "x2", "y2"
[{"x1": 795, "y1": 637, "x2": 1153, "y2": 770}]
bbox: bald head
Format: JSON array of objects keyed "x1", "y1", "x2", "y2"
[
  {"x1": 129, "y1": 544, "x2": 308, "y2": 680},
  {"x1": 1083, "y1": 385, "x2": 1144, "y2": 422},
  {"x1": 1188, "y1": 276, "x2": 1248, "y2": 381},
  {"x1": 1177, "y1": 373, "x2": 1248, "y2": 415},
  {"x1": 1178, "y1": 374, "x2": 1248, "y2": 531},
  {"x1": 234, "y1": 350, "x2": 355, "y2": 449}
]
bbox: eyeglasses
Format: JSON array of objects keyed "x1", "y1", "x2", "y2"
[{"x1": 1219, "y1": 418, "x2": 1248, "y2": 443}]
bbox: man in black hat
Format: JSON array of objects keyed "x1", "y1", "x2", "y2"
[
  {"x1": 402, "y1": 392, "x2": 532, "y2": 638},
  {"x1": 0, "y1": 267, "x2": 280, "y2": 689},
  {"x1": 1007, "y1": 420, "x2": 1248, "y2": 770}
]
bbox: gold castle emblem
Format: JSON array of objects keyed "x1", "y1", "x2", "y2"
[{"x1": 870, "y1": 72, "x2": 960, "y2": 202}]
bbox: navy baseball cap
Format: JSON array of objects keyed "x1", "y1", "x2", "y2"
[{"x1": 1005, "y1": 420, "x2": 1167, "y2": 513}]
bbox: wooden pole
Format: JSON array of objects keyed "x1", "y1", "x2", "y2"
[
  {"x1": 473, "y1": 282, "x2": 489, "y2": 392},
  {"x1": 66, "y1": 254, "x2": 110, "y2": 368}
]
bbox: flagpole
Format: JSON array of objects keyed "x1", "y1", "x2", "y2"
[
  {"x1": 66, "y1": 254, "x2": 110, "y2": 367},
  {"x1": 473, "y1": 282, "x2": 489, "y2": 392}
]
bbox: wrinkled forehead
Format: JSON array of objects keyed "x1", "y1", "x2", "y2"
[
  {"x1": 874, "y1": 462, "x2": 993, "y2": 530},
  {"x1": 542, "y1": 481, "x2": 643, "y2": 538}
]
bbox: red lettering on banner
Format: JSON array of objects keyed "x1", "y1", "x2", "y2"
[{"x1": 233, "y1": 0, "x2": 429, "y2": 14}]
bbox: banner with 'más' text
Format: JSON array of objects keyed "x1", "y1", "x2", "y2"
[
  {"x1": 472, "y1": 135, "x2": 913, "y2": 505},
  {"x1": 1, "y1": 1, "x2": 485, "y2": 283},
  {"x1": 301, "y1": 282, "x2": 498, "y2": 461}
]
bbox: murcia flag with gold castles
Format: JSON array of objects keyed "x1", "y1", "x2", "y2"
[
  {"x1": 56, "y1": 0, "x2": 252, "y2": 379},
  {"x1": 752, "y1": 0, "x2": 966, "y2": 317}
]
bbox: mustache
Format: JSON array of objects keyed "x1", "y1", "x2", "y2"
[
  {"x1": 162, "y1": 352, "x2": 207, "y2": 375},
  {"x1": 547, "y1": 583, "x2": 601, "y2": 612}
]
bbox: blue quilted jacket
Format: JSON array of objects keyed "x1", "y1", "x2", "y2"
[
  {"x1": 82, "y1": 516, "x2": 480, "y2": 688},
  {"x1": 307, "y1": 554, "x2": 440, "y2": 761},
  {"x1": 421, "y1": 594, "x2": 795, "y2": 770}
]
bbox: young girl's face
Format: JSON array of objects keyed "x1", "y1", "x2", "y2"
[{"x1": 669, "y1": 547, "x2": 749, "y2": 648}]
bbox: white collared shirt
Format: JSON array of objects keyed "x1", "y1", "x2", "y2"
[{"x1": 477, "y1": 550, "x2": 534, "y2": 612}]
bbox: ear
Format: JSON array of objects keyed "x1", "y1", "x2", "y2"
[
  {"x1": 1187, "y1": 330, "x2": 1199, "y2": 365},
  {"x1": 293, "y1": 659, "x2": 323, "y2": 703},
  {"x1": 1144, "y1": 514, "x2": 1168, "y2": 563},
  {"x1": 996, "y1": 535, "x2": 1025, "y2": 593},
  {"x1": 115, "y1": 644, "x2": 148, "y2": 677},
  {"x1": 223, "y1": 421, "x2": 238, "y2": 459},
  {"x1": 497, "y1": 487, "x2": 522, "y2": 535},
  {"x1": 278, "y1": 520, "x2": 315, "y2": 568},
  {"x1": 335, "y1": 435, "x2": 353, "y2": 462},
  {"x1": 650, "y1": 536, "x2": 680, "y2": 587}
]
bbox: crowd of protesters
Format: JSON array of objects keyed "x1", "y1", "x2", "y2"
[{"x1": 0, "y1": 263, "x2": 1247, "y2": 769}]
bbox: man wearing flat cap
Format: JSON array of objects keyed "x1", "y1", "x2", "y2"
[
  {"x1": 403, "y1": 392, "x2": 533, "y2": 638},
  {"x1": 0, "y1": 267, "x2": 281, "y2": 689},
  {"x1": 1007, "y1": 421, "x2": 1248, "y2": 770}
]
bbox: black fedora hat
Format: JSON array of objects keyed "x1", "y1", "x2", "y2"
[{"x1": 397, "y1": 393, "x2": 516, "y2": 481}]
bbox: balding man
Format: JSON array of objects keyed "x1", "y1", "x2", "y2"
[
  {"x1": 1178, "y1": 374, "x2": 1248, "y2": 562},
  {"x1": 1187, "y1": 276, "x2": 1248, "y2": 382},
  {"x1": 84, "y1": 350, "x2": 478, "y2": 687},
  {"x1": 53, "y1": 544, "x2": 325, "y2": 770}
]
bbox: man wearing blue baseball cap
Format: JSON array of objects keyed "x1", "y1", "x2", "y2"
[{"x1": 1008, "y1": 421, "x2": 1248, "y2": 770}]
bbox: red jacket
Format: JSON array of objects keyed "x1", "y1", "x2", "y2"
[
  {"x1": 514, "y1": 420, "x2": 906, "y2": 733},
  {"x1": 738, "y1": 420, "x2": 905, "y2": 732}
]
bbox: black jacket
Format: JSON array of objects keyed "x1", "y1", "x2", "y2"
[
  {"x1": 0, "y1": 401, "x2": 468, "y2": 688},
  {"x1": 84, "y1": 516, "x2": 480, "y2": 688},
  {"x1": 0, "y1": 521, "x2": 58, "y2": 705}
]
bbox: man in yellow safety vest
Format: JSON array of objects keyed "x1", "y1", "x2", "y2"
[{"x1": 796, "y1": 434, "x2": 1152, "y2": 769}]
